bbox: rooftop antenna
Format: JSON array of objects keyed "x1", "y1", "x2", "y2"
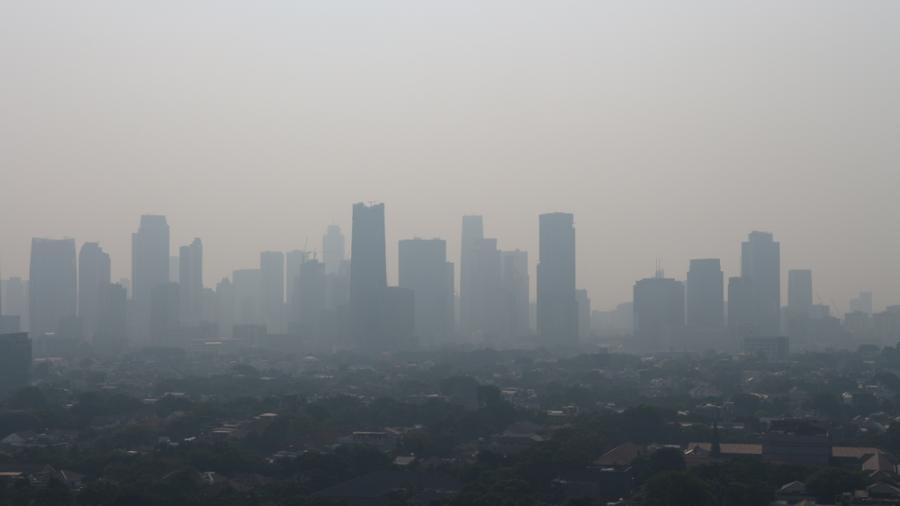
[{"x1": 655, "y1": 258, "x2": 664, "y2": 279}]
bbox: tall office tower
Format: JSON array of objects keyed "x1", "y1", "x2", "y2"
[
  {"x1": 728, "y1": 276, "x2": 755, "y2": 338},
  {"x1": 399, "y1": 238, "x2": 454, "y2": 345},
  {"x1": 537, "y1": 213, "x2": 577, "y2": 344},
  {"x1": 460, "y1": 215, "x2": 484, "y2": 335},
  {"x1": 260, "y1": 251, "x2": 285, "y2": 334},
  {"x1": 633, "y1": 274, "x2": 685, "y2": 351},
  {"x1": 787, "y1": 270, "x2": 813, "y2": 313},
  {"x1": 132, "y1": 215, "x2": 170, "y2": 306},
  {"x1": 350, "y1": 202, "x2": 387, "y2": 347},
  {"x1": 576, "y1": 289, "x2": 591, "y2": 340},
  {"x1": 849, "y1": 291, "x2": 874, "y2": 315},
  {"x1": 500, "y1": 250, "x2": 530, "y2": 339},
  {"x1": 323, "y1": 225, "x2": 346, "y2": 276},
  {"x1": 214, "y1": 278, "x2": 235, "y2": 337},
  {"x1": 474, "y1": 238, "x2": 504, "y2": 340},
  {"x1": 178, "y1": 238, "x2": 203, "y2": 323},
  {"x1": 0, "y1": 333, "x2": 32, "y2": 396},
  {"x1": 686, "y1": 259, "x2": 724, "y2": 329},
  {"x1": 285, "y1": 250, "x2": 310, "y2": 315},
  {"x1": 2, "y1": 277, "x2": 28, "y2": 330},
  {"x1": 78, "y1": 242, "x2": 111, "y2": 339},
  {"x1": 786, "y1": 269, "x2": 813, "y2": 344},
  {"x1": 29, "y1": 238, "x2": 77, "y2": 337},
  {"x1": 232, "y1": 269, "x2": 262, "y2": 326},
  {"x1": 741, "y1": 231, "x2": 781, "y2": 335},
  {"x1": 297, "y1": 258, "x2": 326, "y2": 335},
  {"x1": 95, "y1": 283, "x2": 127, "y2": 354}
]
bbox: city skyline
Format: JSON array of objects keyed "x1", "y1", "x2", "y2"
[
  {"x1": 0, "y1": 211, "x2": 889, "y2": 315},
  {"x1": 3, "y1": 2, "x2": 900, "y2": 311}
]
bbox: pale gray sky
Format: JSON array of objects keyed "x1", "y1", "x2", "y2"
[{"x1": 2, "y1": 1, "x2": 899, "y2": 312}]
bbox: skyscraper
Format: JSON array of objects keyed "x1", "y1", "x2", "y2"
[
  {"x1": 500, "y1": 250, "x2": 530, "y2": 339},
  {"x1": 29, "y1": 238, "x2": 77, "y2": 337},
  {"x1": 786, "y1": 269, "x2": 813, "y2": 344},
  {"x1": 132, "y1": 215, "x2": 170, "y2": 306},
  {"x1": 460, "y1": 215, "x2": 484, "y2": 336},
  {"x1": 285, "y1": 249, "x2": 310, "y2": 317},
  {"x1": 633, "y1": 274, "x2": 685, "y2": 351},
  {"x1": 474, "y1": 238, "x2": 503, "y2": 340},
  {"x1": 537, "y1": 213, "x2": 577, "y2": 344},
  {"x1": 78, "y1": 242, "x2": 111, "y2": 339},
  {"x1": 741, "y1": 231, "x2": 781, "y2": 335},
  {"x1": 260, "y1": 251, "x2": 285, "y2": 333},
  {"x1": 323, "y1": 225, "x2": 346, "y2": 276},
  {"x1": 727, "y1": 276, "x2": 755, "y2": 338},
  {"x1": 787, "y1": 270, "x2": 813, "y2": 313},
  {"x1": 399, "y1": 238, "x2": 454, "y2": 345},
  {"x1": 686, "y1": 259, "x2": 724, "y2": 329},
  {"x1": 178, "y1": 238, "x2": 204, "y2": 323},
  {"x1": 350, "y1": 203, "x2": 387, "y2": 347}
]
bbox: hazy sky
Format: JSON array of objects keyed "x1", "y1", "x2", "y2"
[{"x1": 2, "y1": 1, "x2": 899, "y2": 312}]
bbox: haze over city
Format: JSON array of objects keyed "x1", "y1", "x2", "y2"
[
  {"x1": 3, "y1": 1, "x2": 900, "y2": 310},
  {"x1": 4, "y1": 4, "x2": 900, "y2": 505}
]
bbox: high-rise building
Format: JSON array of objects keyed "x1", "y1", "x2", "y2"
[
  {"x1": 285, "y1": 250, "x2": 310, "y2": 317},
  {"x1": 178, "y1": 238, "x2": 203, "y2": 323},
  {"x1": 537, "y1": 213, "x2": 577, "y2": 344},
  {"x1": 323, "y1": 225, "x2": 346, "y2": 276},
  {"x1": 132, "y1": 215, "x2": 170, "y2": 306},
  {"x1": 0, "y1": 333, "x2": 31, "y2": 397},
  {"x1": 260, "y1": 251, "x2": 285, "y2": 333},
  {"x1": 399, "y1": 238, "x2": 454, "y2": 345},
  {"x1": 29, "y1": 238, "x2": 77, "y2": 337},
  {"x1": 633, "y1": 274, "x2": 685, "y2": 351},
  {"x1": 464, "y1": 235, "x2": 503, "y2": 341},
  {"x1": 500, "y1": 250, "x2": 530, "y2": 339},
  {"x1": 741, "y1": 231, "x2": 781, "y2": 335},
  {"x1": 78, "y1": 242, "x2": 111, "y2": 339},
  {"x1": 576, "y1": 289, "x2": 591, "y2": 340},
  {"x1": 460, "y1": 215, "x2": 484, "y2": 336},
  {"x1": 728, "y1": 276, "x2": 755, "y2": 338},
  {"x1": 787, "y1": 270, "x2": 813, "y2": 312},
  {"x1": 786, "y1": 269, "x2": 813, "y2": 345},
  {"x1": 686, "y1": 259, "x2": 724, "y2": 329},
  {"x1": 350, "y1": 203, "x2": 387, "y2": 347}
]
